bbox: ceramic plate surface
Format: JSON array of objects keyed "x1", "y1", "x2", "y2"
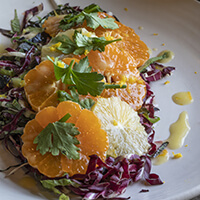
[{"x1": 0, "y1": 0, "x2": 200, "y2": 199}]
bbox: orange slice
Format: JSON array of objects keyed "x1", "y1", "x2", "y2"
[
  {"x1": 24, "y1": 57, "x2": 80, "y2": 112},
  {"x1": 22, "y1": 101, "x2": 109, "y2": 177}
]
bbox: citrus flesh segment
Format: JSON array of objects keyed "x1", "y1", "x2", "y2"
[
  {"x1": 42, "y1": 12, "x2": 149, "y2": 68},
  {"x1": 86, "y1": 44, "x2": 146, "y2": 110},
  {"x1": 91, "y1": 97, "x2": 150, "y2": 157},
  {"x1": 57, "y1": 101, "x2": 82, "y2": 124},
  {"x1": 24, "y1": 58, "x2": 79, "y2": 112},
  {"x1": 22, "y1": 119, "x2": 63, "y2": 177},
  {"x1": 35, "y1": 106, "x2": 58, "y2": 128},
  {"x1": 22, "y1": 101, "x2": 108, "y2": 177},
  {"x1": 61, "y1": 109, "x2": 108, "y2": 176}
]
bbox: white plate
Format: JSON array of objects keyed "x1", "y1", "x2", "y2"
[{"x1": 0, "y1": 0, "x2": 200, "y2": 200}]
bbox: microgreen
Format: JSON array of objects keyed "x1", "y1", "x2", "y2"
[
  {"x1": 33, "y1": 113, "x2": 80, "y2": 159},
  {"x1": 52, "y1": 30, "x2": 121, "y2": 55},
  {"x1": 59, "y1": 4, "x2": 118, "y2": 31},
  {"x1": 58, "y1": 88, "x2": 95, "y2": 110}
]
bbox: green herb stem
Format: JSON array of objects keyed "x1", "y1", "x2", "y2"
[
  {"x1": 138, "y1": 52, "x2": 168, "y2": 72},
  {"x1": 104, "y1": 84, "x2": 127, "y2": 89}
]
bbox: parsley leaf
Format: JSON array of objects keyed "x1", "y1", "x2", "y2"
[
  {"x1": 58, "y1": 88, "x2": 95, "y2": 110},
  {"x1": 54, "y1": 30, "x2": 121, "y2": 55},
  {"x1": 48, "y1": 56, "x2": 127, "y2": 97},
  {"x1": 59, "y1": 3, "x2": 118, "y2": 31},
  {"x1": 49, "y1": 56, "x2": 105, "y2": 96},
  {"x1": 33, "y1": 116, "x2": 80, "y2": 159}
]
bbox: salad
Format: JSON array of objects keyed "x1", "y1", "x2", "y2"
[{"x1": 0, "y1": 2, "x2": 175, "y2": 200}]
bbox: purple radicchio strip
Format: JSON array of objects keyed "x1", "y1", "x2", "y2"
[
  {"x1": 0, "y1": 108, "x2": 26, "y2": 135},
  {"x1": 15, "y1": 45, "x2": 35, "y2": 75},
  {"x1": 21, "y1": 3, "x2": 43, "y2": 30},
  {"x1": 67, "y1": 154, "x2": 162, "y2": 199}
]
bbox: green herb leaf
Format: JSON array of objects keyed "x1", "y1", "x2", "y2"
[
  {"x1": 11, "y1": 9, "x2": 21, "y2": 34},
  {"x1": 73, "y1": 57, "x2": 92, "y2": 72},
  {"x1": 33, "y1": 120, "x2": 80, "y2": 159},
  {"x1": 49, "y1": 56, "x2": 105, "y2": 96},
  {"x1": 55, "y1": 30, "x2": 121, "y2": 56},
  {"x1": 83, "y1": 12, "x2": 118, "y2": 30},
  {"x1": 83, "y1": 4, "x2": 103, "y2": 13},
  {"x1": 58, "y1": 89, "x2": 95, "y2": 110},
  {"x1": 71, "y1": 70, "x2": 104, "y2": 96},
  {"x1": 59, "y1": 3, "x2": 118, "y2": 31},
  {"x1": 41, "y1": 178, "x2": 75, "y2": 195},
  {"x1": 143, "y1": 113, "x2": 160, "y2": 124},
  {"x1": 49, "y1": 57, "x2": 126, "y2": 97}
]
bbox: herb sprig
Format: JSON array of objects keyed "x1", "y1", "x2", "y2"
[
  {"x1": 59, "y1": 4, "x2": 118, "y2": 31},
  {"x1": 33, "y1": 113, "x2": 80, "y2": 159},
  {"x1": 48, "y1": 56, "x2": 126, "y2": 97},
  {"x1": 52, "y1": 30, "x2": 121, "y2": 55}
]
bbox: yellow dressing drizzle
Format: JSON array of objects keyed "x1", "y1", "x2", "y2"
[
  {"x1": 172, "y1": 91, "x2": 193, "y2": 105},
  {"x1": 167, "y1": 111, "x2": 190, "y2": 149},
  {"x1": 157, "y1": 50, "x2": 174, "y2": 63}
]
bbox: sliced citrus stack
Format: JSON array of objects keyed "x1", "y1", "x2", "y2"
[
  {"x1": 41, "y1": 13, "x2": 148, "y2": 110},
  {"x1": 22, "y1": 101, "x2": 109, "y2": 177},
  {"x1": 91, "y1": 97, "x2": 150, "y2": 157}
]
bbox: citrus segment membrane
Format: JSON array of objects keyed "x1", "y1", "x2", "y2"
[
  {"x1": 92, "y1": 97, "x2": 150, "y2": 157},
  {"x1": 22, "y1": 101, "x2": 109, "y2": 177}
]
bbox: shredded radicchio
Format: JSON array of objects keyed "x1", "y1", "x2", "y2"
[
  {"x1": 140, "y1": 62, "x2": 175, "y2": 83},
  {"x1": 49, "y1": 154, "x2": 163, "y2": 199},
  {"x1": 21, "y1": 3, "x2": 44, "y2": 30}
]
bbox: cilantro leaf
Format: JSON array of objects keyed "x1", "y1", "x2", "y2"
[
  {"x1": 83, "y1": 12, "x2": 119, "y2": 30},
  {"x1": 58, "y1": 88, "x2": 95, "y2": 110},
  {"x1": 33, "y1": 119, "x2": 80, "y2": 159},
  {"x1": 11, "y1": 9, "x2": 21, "y2": 34},
  {"x1": 59, "y1": 3, "x2": 118, "y2": 31},
  {"x1": 56, "y1": 30, "x2": 121, "y2": 56}
]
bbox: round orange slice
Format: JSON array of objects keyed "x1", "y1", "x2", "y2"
[
  {"x1": 21, "y1": 101, "x2": 109, "y2": 177},
  {"x1": 24, "y1": 57, "x2": 80, "y2": 112}
]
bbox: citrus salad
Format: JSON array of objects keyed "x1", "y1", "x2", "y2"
[{"x1": 0, "y1": 3, "x2": 175, "y2": 200}]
